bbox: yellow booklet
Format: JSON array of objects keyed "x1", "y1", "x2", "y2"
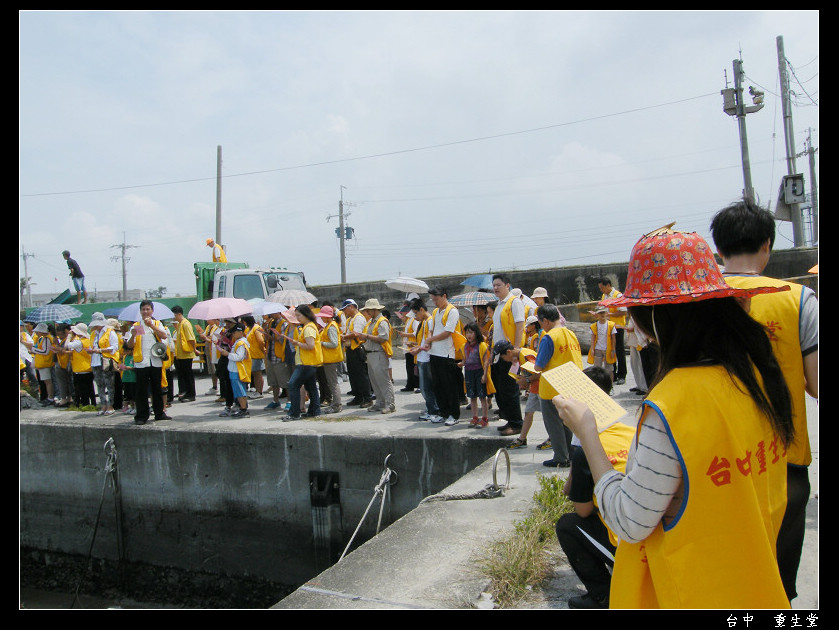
[{"x1": 539, "y1": 362, "x2": 626, "y2": 430}]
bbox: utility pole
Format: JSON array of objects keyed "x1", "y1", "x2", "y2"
[
  {"x1": 327, "y1": 186, "x2": 354, "y2": 284},
  {"x1": 216, "y1": 145, "x2": 223, "y2": 250},
  {"x1": 777, "y1": 35, "x2": 805, "y2": 247},
  {"x1": 110, "y1": 233, "x2": 140, "y2": 300},
  {"x1": 721, "y1": 58, "x2": 763, "y2": 203},
  {"x1": 20, "y1": 245, "x2": 35, "y2": 308},
  {"x1": 804, "y1": 128, "x2": 819, "y2": 244}
]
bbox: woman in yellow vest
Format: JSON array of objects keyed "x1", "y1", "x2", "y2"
[
  {"x1": 553, "y1": 228, "x2": 795, "y2": 609},
  {"x1": 51, "y1": 323, "x2": 74, "y2": 407},
  {"x1": 586, "y1": 307, "x2": 617, "y2": 375},
  {"x1": 282, "y1": 305, "x2": 322, "y2": 420},
  {"x1": 317, "y1": 305, "x2": 344, "y2": 414},
  {"x1": 67, "y1": 323, "x2": 96, "y2": 407},
  {"x1": 31, "y1": 323, "x2": 56, "y2": 405},
  {"x1": 219, "y1": 322, "x2": 252, "y2": 418}
]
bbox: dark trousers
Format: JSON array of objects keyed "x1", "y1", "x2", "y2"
[
  {"x1": 72, "y1": 372, "x2": 96, "y2": 407},
  {"x1": 134, "y1": 365, "x2": 165, "y2": 421},
  {"x1": 556, "y1": 511, "x2": 615, "y2": 603},
  {"x1": 491, "y1": 358, "x2": 523, "y2": 429},
  {"x1": 404, "y1": 353, "x2": 420, "y2": 390},
  {"x1": 288, "y1": 365, "x2": 320, "y2": 417},
  {"x1": 217, "y1": 355, "x2": 234, "y2": 407},
  {"x1": 316, "y1": 365, "x2": 331, "y2": 403},
  {"x1": 613, "y1": 328, "x2": 626, "y2": 380},
  {"x1": 113, "y1": 371, "x2": 123, "y2": 409},
  {"x1": 175, "y1": 357, "x2": 196, "y2": 398},
  {"x1": 346, "y1": 346, "x2": 372, "y2": 403},
  {"x1": 777, "y1": 465, "x2": 811, "y2": 602},
  {"x1": 429, "y1": 355, "x2": 461, "y2": 420}
]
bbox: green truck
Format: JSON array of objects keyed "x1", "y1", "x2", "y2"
[{"x1": 23, "y1": 262, "x2": 308, "y2": 323}]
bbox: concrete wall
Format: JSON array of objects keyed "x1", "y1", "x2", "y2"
[{"x1": 20, "y1": 422, "x2": 510, "y2": 586}]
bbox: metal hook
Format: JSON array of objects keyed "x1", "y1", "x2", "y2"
[{"x1": 492, "y1": 448, "x2": 511, "y2": 491}]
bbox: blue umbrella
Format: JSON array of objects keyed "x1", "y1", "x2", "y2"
[
  {"x1": 460, "y1": 274, "x2": 494, "y2": 290},
  {"x1": 23, "y1": 304, "x2": 83, "y2": 323},
  {"x1": 118, "y1": 301, "x2": 175, "y2": 322},
  {"x1": 102, "y1": 307, "x2": 124, "y2": 318}
]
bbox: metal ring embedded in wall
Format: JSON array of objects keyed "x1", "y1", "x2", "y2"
[{"x1": 492, "y1": 448, "x2": 511, "y2": 491}]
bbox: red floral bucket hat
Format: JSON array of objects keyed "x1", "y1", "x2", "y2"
[{"x1": 601, "y1": 225, "x2": 790, "y2": 308}]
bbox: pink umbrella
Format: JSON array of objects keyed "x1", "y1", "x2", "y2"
[{"x1": 188, "y1": 297, "x2": 253, "y2": 321}]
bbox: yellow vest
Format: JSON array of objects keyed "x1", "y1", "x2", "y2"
[
  {"x1": 609, "y1": 366, "x2": 789, "y2": 609},
  {"x1": 70, "y1": 337, "x2": 93, "y2": 373},
  {"x1": 347, "y1": 313, "x2": 366, "y2": 350},
  {"x1": 725, "y1": 275, "x2": 811, "y2": 466},
  {"x1": 298, "y1": 322, "x2": 323, "y2": 366},
  {"x1": 33, "y1": 333, "x2": 56, "y2": 369},
  {"x1": 132, "y1": 319, "x2": 164, "y2": 364},
  {"x1": 363, "y1": 315, "x2": 393, "y2": 358},
  {"x1": 499, "y1": 297, "x2": 525, "y2": 347},
  {"x1": 94, "y1": 327, "x2": 120, "y2": 362},
  {"x1": 319, "y1": 320, "x2": 344, "y2": 364},
  {"x1": 587, "y1": 320, "x2": 616, "y2": 365},
  {"x1": 55, "y1": 338, "x2": 71, "y2": 369},
  {"x1": 247, "y1": 324, "x2": 265, "y2": 360},
  {"x1": 430, "y1": 304, "x2": 464, "y2": 358},
  {"x1": 232, "y1": 337, "x2": 252, "y2": 382},
  {"x1": 213, "y1": 244, "x2": 228, "y2": 263},
  {"x1": 537, "y1": 327, "x2": 583, "y2": 399}
]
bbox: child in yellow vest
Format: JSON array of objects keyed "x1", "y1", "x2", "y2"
[
  {"x1": 587, "y1": 307, "x2": 616, "y2": 376},
  {"x1": 220, "y1": 322, "x2": 252, "y2": 418}
]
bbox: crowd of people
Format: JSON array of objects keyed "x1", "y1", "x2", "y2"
[{"x1": 19, "y1": 199, "x2": 818, "y2": 609}]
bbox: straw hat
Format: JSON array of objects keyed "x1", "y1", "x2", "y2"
[
  {"x1": 530, "y1": 287, "x2": 548, "y2": 299},
  {"x1": 601, "y1": 227, "x2": 790, "y2": 308},
  {"x1": 361, "y1": 298, "x2": 385, "y2": 311},
  {"x1": 71, "y1": 323, "x2": 90, "y2": 338}
]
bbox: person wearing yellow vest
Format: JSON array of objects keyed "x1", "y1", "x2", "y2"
[
  {"x1": 241, "y1": 315, "x2": 265, "y2": 400},
  {"x1": 407, "y1": 297, "x2": 442, "y2": 422},
  {"x1": 51, "y1": 323, "x2": 74, "y2": 407},
  {"x1": 359, "y1": 298, "x2": 395, "y2": 414},
  {"x1": 88, "y1": 312, "x2": 121, "y2": 416},
  {"x1": 261, "y1": 313, "x2": 290, "y2": 410},
  {"x1": 532, "y1": 303, "x2": 584, "y2": 467},
  {"x1": 395, "y1": 295, "x2": 421, "y2": 393},
  {"x1": 424, "y1": 287, "x2": 463, "y2": 425},
  {"x1": 67, "y1": 322, "x2": 97, "y2": 407},
  {"x1": 491, "y1": 274, "x2": 525, "y2": 436},
  {"x1": 219, "y1": 322, "x2": 252, "y2": 418},
  {"x1": 125, "y1": 300, "x2": 172, "y2": 425},
  {"x1": 31, "y1": 322, "x2": 56, "y2": 405},
  {"x1": 317, "y1": 305, "x2": 344, "y2": 414},
  {"x1": 196, "y1": 318, "x2": 221, "y2": 396},
  {"x1": 171, "y1": 305, "x2": 197, "y2": 402},
  {"x1": 598, "y1": 277, "x2": 627, "y2": 384},
  {"x1": 586, "y1": 307, "x2": 617, "y2": 377},
  {"x1": 556, "y1": 366, "x2": 632, "y2": 608},
  {"x1": 711, "y1": 199, "x2": 818, "y2": 604},
  {"x1": 206, "y1": 238, "x2": 228, "y2": 263},
  {"x1": 341, "y1": 299, "x2": 374, "y2": 409},
  {"x1": 282, "y1": 305, "x2": 322, "y2": 420},
  {"x1": 554, "y1": 228, "x2": 794, "y2": 609}
]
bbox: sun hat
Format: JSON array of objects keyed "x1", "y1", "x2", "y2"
[
  {"x1": 511, "y1": 288, "x2": 522, "y2": 297},
  {"x1": 600, "y1": 226, "x2": 791, "y2": 308},
  {"x1": 361, "y1": 298, "x2": 385, "y2": 311},
  {"x1": 89, "y1": 312, "x2": 107, "y2": 328},
  {"x1": 33, "y1": 323, "x2": 50, "y2": 334},
  {"x1": 107, "y1": 318, "x2": 120, "y2": 329},
  {"x1": 71, "y1": 323, "x2": 90, "y2": 338},
  {"x1": 530, "y1": 287, "x2": 548, "y2": 299},
  {"x1": 406, "y1": 292, "x2": 420, "y2": 301},
  {"x1": 318, "y1": 305, "x2": 335, "y2": 319}
]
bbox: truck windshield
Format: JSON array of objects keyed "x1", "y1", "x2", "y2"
[
  {"x1": 232, "y1": 274, "x2": 265, "y2": 301},
  {"x1": 263, "y1": 272, "x2": 306, "y2": 292}
]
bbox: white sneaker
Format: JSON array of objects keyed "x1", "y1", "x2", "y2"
[
  {"x1": 429, "y1": 415, "x2": 445, "y2": 423},
  {"x1": 418, "y1": 412, "x2": 430, "y2": 421},
  {"x1": 205, "y1": 388, "x2": 218, "y2": 396},
  {"x1": 247, "y1": 391, "x2": 263, "y2": 399},
  {"x1": 444, "y1": 416, "x2": 459, "y2": 426}
]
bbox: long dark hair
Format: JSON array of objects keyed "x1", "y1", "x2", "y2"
[{"x1": 630, "y1": 298, "x2": 794, "y2": 447}]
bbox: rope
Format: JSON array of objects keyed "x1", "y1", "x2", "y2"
[
  {"x1": 338, "y1": 455, "x2": 397, "y2": 562},
  {"x1": 419, "y1": 483, "x2": 504, "y2": 504}
]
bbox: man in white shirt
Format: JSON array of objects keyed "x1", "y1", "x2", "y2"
[
  {"x1": 424, "y1": 286, "x2": 462, "y2": 425},
  {"x1": 491, "y1": 274, "x2": 525, "y2": 435},
  {"x1": 125, "y1": 300, "x2": 171, "y2": 425}
]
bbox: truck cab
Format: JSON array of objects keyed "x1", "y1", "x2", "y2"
[{"x1": 194, "y1": 262, "x2": 308, "y2": 302}]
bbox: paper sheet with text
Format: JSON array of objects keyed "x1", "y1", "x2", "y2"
[{"x1": 540, "y1": 362, "x2": 626, "y2": 430}]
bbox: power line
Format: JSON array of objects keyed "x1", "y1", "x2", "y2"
[{"x1": 20, "y1": 92, "x2": 718, "y2": 198}]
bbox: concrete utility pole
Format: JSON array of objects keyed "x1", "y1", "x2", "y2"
[
  {"x1": 777, "y1": 35, "x2": 805, "y2": 247},
  {"x1": 722, "y1": 58, "x2": 764, "y2": 203},
  {"x1": 215, "y1": 145, "x2": 223, "y2": 250},
  {"x1": 805, "y1": 128, "x2": 819, "y2": 244},
  {"x1": 20, "y1": 246, "x2": 35, "y2": 308},
  {"x1": 338, "y1": 186, "x2": 347, "y2": 284},
  {"x1": 110, "y1": 233, "x2": 139, "y2": 300}
]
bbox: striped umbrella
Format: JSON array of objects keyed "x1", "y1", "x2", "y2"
[
  {"x1": 448, "y1": 291, "x2": 495, "y2": 307},
  {"x1": 23, "y1": 304, "x2": 83, "y2": 323}
]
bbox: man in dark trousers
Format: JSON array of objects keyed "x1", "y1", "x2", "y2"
[{"x1": 62, "y1": 250, "x2": 87, "y2": 304}]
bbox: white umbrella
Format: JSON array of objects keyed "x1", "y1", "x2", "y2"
[
  {"x1": 187, "y1": 297, "x2": 253, "y2": 321},
  {"x1": 385, "y1": 276, "x2": 429, "y2": 293},
  {"x1": 253, "y1": 301, "x2": 288, "y2": 318},
  {"x1": 118, "y1": 301, "x2": 175, "y2": 322},
  {"x1": 266, "y1": 289, "x2": 317, "y2": 306}
]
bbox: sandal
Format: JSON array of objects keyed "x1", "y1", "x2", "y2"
[
  {"x1": 537, "y1": 439, "x2": 552, "y2": 450},
  {"x1": 469, "y1": 416, "x2": 480, "y2": 426},
  {"x1": 477, "y1": 417, "x2": 489, "y2": 428},
  {"x1": 506, "y1": 437, "x2": 528, "y2": 450}
]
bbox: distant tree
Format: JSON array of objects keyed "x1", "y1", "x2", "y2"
[{"x1": 147, "y1": 286, "x2": 168, "y2": 299}]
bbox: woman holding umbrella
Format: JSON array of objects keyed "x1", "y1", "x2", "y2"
[{"x1": 282, "y1": 305, "x2": 323, "y2": 420}]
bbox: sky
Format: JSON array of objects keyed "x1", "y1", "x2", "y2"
[{"x1": 19, "y1": 10, "x2": 819, "y2": 300}]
